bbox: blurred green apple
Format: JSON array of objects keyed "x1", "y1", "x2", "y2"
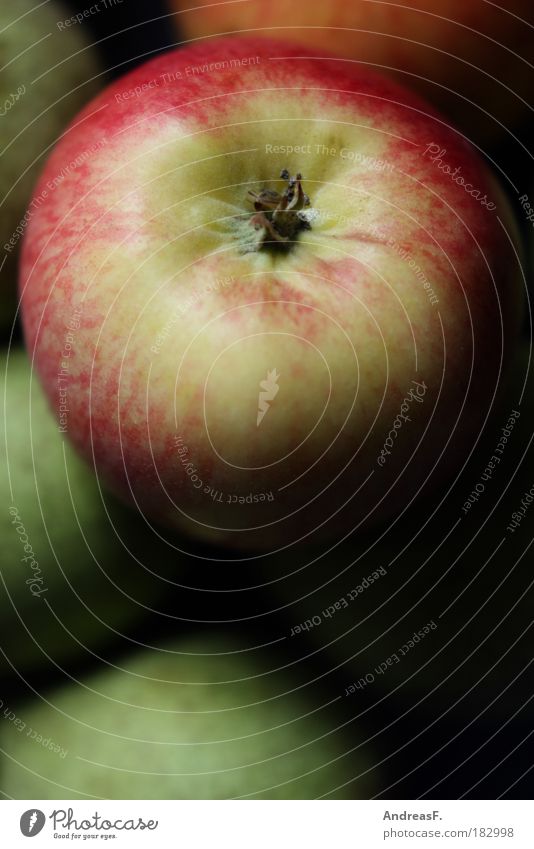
[
  {"x1": 0, "y1": 634, "x2": 377, "y2": 799},
  {"x1": 262, "y1": 344, "x2": 533, "y2": 720},
  {"x1": 0, "y1": 0, "x2": 102, "y2": 332},
  {"x1": 1, "y1": 348, "x2": 186, "y2": 677},
  {"x1": 18, "y1": 38, "x2": 523, "y2": 551}
]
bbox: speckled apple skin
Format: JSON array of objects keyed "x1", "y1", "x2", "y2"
[{"x1": 19, "y1": 38, "x2": 523, "y2": 550}]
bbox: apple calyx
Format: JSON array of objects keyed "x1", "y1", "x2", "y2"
[{"x1": 245, "y1": 169, "x2": 312, "y2": 252}]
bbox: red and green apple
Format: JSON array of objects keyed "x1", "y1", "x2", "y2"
[{"x1": 19, "y1": 37, "x2": 523, "y2": 551}]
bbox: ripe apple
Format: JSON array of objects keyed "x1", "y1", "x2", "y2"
[
  {"x1": 19, "y1": 37, "x2": 523, "y2": 551},
  {"x1": 172, "y1": 0, "x2": 533, "y2": 144},
  {"x1": 0, "y1": 348, "x2": 186, "y2": 677},
  {"x1": 0, "y1": 0, "x2": 102, "y2": 334},
  {"x1": 0, "y1": 634, "x2": 377, "y2": 799},
  {"x1": 262, "y1": 343, "x2": 534, "y2": 719}
]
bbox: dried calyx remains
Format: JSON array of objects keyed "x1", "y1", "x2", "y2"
[{"x1": 235, "y1": 169, "x2": 314, "y2": 253}]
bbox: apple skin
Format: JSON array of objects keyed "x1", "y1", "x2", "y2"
[
  {"x1": 261, "y1": 344, "x2": 534, "y2": 719},
  {"x1": 172, "y1": 0, "x2": 533, "y2": 144},
  {"x1": 19, "y1": 37, "x2": 523, "y2": 551},
  {"x1": 0, "y1": 348, "x2": 186, "y2": 678},
  {"x1": 0, "y1": 635, "x2": 377, "y2": 799},
  {"x1": 0, "y1": 0, "x2": 102, "y2": 334}
]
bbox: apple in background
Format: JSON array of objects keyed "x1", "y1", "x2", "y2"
[
  {"x1": 0, "y1": 0, "x2": 102, "y2": 334},
  {"x1": 0, "y1": 634, "x2": 377, "y2": 799},
  {"x1": 19, "y1": 37, "x2": 523, "y2": 552},
  {"x1": 172, "y1": 0, "x2": 533, "y2": 145},
  {"x1": 261, "y1": 343, "x2": 534, "y2": 720},
  {"x1": 0, "y1": 348, "x2": 188, "y2": 678}
]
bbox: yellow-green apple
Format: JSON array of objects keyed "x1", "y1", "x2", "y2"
[
  {"x1": 261, "y1": 343, "x2": 534, "y2": 719},
  {"x1": 172, "y1": 0, "x2": 533, "y2": 145},
  {"x1": 0, "y1": 634, "x2": 377, "y2": 799},
  {"x1": 0, "y1": 0, "x2": 102, "y2": 333},
  {"x1": 19, "y1": 37, "x2": 523, "y2": 552},
  {"x1": 0, "y1": 348, "x2": 186, "y2": 677}
]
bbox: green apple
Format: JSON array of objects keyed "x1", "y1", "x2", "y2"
[
  {"x1": 0, "y1": 634, "x2": 377, "y2": 799},
  {"x1": 0, "y1": 0, "x2": 102, "y2": 332},
  {"x1": 1, "y1": 348, "x2": 185, "y2": 677},
  {"x1": 262, "y1": 343, "x2": 533, "y2": 718},
  {"x1": 172, "y1": 0, "x2": 534, "y2": 146}
]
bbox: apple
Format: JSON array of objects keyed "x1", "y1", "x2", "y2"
[
  {"x1": 0, "y1": 634, "x2": 377, "y2": 799},
  {"x1": 0, "y1": 0, "x2": 102, "y2": 333},
  {"x1": 261, "y1": 343, "x2": 534, "y2": 719},
  {"x1": 172, "y1": 0, "x2": 533, "y2": 144},
  {"x1": 19, "y1": 37, "x2": 523, "y2": 551},
  {"x1": 0, "y1": 348, "x2": 187, "y2": 677}
]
